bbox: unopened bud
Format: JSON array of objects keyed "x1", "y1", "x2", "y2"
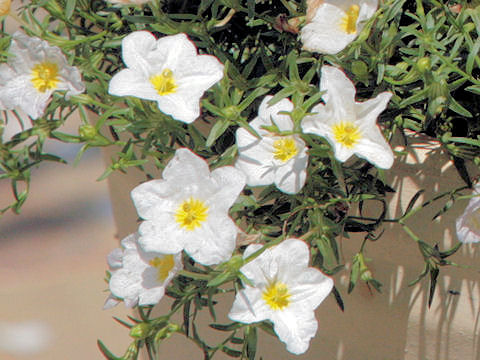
[
  {"x1": 130, "y1": 322, "x2": 151, "y2": 339},
  {"x1": 416, "y1": 57, "x2": 431, "y2": 73},
  {"x1": 78, "y1": 124, "x2": 97, "y2": 140},
  {"x1": 154, "y1": 323, "x2": 180, "y2": 342}
]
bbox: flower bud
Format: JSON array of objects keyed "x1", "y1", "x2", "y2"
[
  {"x1": 129, "y1": 322, "x2": 151, "y2": 339},
  {"x1": 78, "y1": 124, "x2": 97, "y2": 140},
  {"x1": 227, "y1": 254, "x2": 244, "y2": 272},
  {"x1": 416, "y1": 57, "x2": 431, "y2": 73},
  {"x1": 222, "y1": 105, "x2": 240, "y2": 120},
  {"x1": 154, "y1": 323, "x2": 180, "y2": 342}
]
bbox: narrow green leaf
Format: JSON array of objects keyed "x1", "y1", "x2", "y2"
[
  {"x1": 246, "y1": 326, "x2": 257, "y2": 360},
  {"x1": 209, "y1": 322, "x2": 243, "y2": 331},
  {"x1": 466, "y1": 37, "x2": 480, "y2": 74},
  {"x1": 448, "y1": 96, "x2": 473, "y2": 117},
  {"x1": 206, "y1": 120, "x2": 230, "y2": 147},
  {"x1": 207, "y1": 271, "x2": 231, "y2": 287},
  {"x1": 465, "y1": 85, "x2": 480, "y2": 95},
  {"x1": 221, "y1": 346, "x2": 242, "y2": 357},
  {"x1": 428, "y1": 267, "x2": 439, "y2": 308},
  {"x1": 331, "y1": 286, "x2": 344, "y2": 312},
  {"x1": 97, "y1": 340, "x2": 123, "y2": 360},
  {"x1": 183, "y1": 301, "x2": 191, "y2": 337},
  {"x1": 65, "y1": 0, "x2": 76, "y2": 19},
  {"x1": 348, "y1": 255, "x2": 361, "y2": 293},
  {"x1": 404, "y1": 189, "x2": 425, "y2": 216}
]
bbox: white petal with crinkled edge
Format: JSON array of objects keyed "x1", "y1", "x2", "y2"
[
  {"x1": 235, "y1": 96, "x2": 308, "y2": 194},
  {"x1": 0, "y1": 32, "x2": 84, "y2": 119},
  {"x1": 301, "y1": 0, "x2": 378, "y2": 54},
  {"x1": 184, "y1": 213, "x2": 238, "y2": 265},
  {"x1": 228, "y1": 239, "x2": 334, "y2": 355},
  {"x1": 106, "y1": 233, "x2": 183, "y2": 308},
  {"x1": 210, "y1": 166, "x2": 247, "y2": 211},
  {"x1": 108, "y1": 68, "x2": 159, "y2": 100},
  {"x1": 301, "y1": 66, "x2": 393, "y2": 169},
  {"x1": 456, "y1": 186, "x2": 480, "y2": 243},
  {"x1": 109, "y1": 31, "x2": 224, "y2": 123},
  {"x1": 132, "y1": 148, "x2": 245, "y2": 265},
  {"x1": 301, "y1": 3, "x2": 356, "y2": 54},
  {"x1": 320, "y1": 66, "x2": 356, "y2": 120},
  {"x1": 270, "y1": 306, "x2": 318, "y2": 355},
  {"x1": 273, "y1": 142, "x2": 308, "y2": 194}
]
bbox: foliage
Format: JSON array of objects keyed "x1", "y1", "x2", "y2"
[{"x1": 0, "y1": 0, "x2": 479, "y2": 359}]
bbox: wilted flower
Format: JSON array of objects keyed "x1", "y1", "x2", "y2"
[
  {"x1": 228, "y1": 239, "x2": 334, "y2": 355},
  {"x1": 0, "y1": 32, "x2": 85, "y2": 119},
  {"x1": 235, "y1": 96, "x2": 308, "y2": 194},
  {"x1": 108, "y1": 31, "x2": 224, "y2": 124},
  {"x1": 301, "y1": 66, "x2": 393, "y2": 169},
  {"x1": 104, "y1": 233, "x2": 183, "y2": 309},
  {"x1": 301, "y1": 0, "x2": 378, "y2": 54},
  {"x1": 131, "y1": 148, "x2": 246, "y2": 266},
  {"x1": 456, "y1": 185, "x2": 480, "y2": 243}
]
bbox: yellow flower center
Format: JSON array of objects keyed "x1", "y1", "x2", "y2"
[
  {"x1": 150, "y1": 69, "x2": 177, "y2": 96},
  {"x1": 175, "y1": 197, "x2": 209, "y2": 231},
  {"x1": 332, "y1": 121, "x2": 362, "y2": 148},
  {"x1": 340, "y1": 4, "x2": 360, "y2": 34},
  {"x1": 262, "y1": 282, "x2": 291, "y2": 311},
  {"x1": 31, "y1": 62, "x2": 59, "y2": 93},
  {"x1": 273, "y1": 137, "x2": 298, "y2": 163},
  {"x1": 149, "y1": 255, "x2": 175, "y2": 282}
]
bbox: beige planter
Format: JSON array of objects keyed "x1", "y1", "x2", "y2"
[{"x1": 102, "y1": 131, "x2": 480, "y2": 360}]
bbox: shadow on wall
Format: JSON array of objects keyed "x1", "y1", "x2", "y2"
[{"x1": 102, "y1": 131, "x2": 480, "y2": 360}]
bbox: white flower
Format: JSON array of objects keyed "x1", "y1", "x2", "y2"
[
  {"x1": 0, "y1": 32, "x2": 85, "y2": 119},
  {"x1": 104, "y1": 233, "x2": 183, "y2": 309},
  {"x1": 301, "y1": 0, "x2": 378, "y2": 54},
  {"x1": 301, "y1": 66, "x2": 393, "y2": 169},
  {"x1": 131, "y1": 148, "x2": 246, "y2": 266},
  {"x1": 235, "y1": 96, "x2": 308, "y2": 194},
  {"x1": 108, "y1": 31, "x2": 224, "y2": 124},
  {"x1": 456, "y1": 185, "x2": 480, "y2": 244},
  {"x1": 228, "y1": 239, "x2": 334, "y2": 355}
]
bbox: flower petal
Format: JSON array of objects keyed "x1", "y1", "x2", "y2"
[
  {"x1": 228, "y1": 286, "x2": 270, "y2": 323},
  {"x1": 130, "y1": 179, "x2": 173, "y2": 220},
  {"x1": 138, "y1": 217, "x2": 185, "y2": 254},
  {"x1": 273, "y1": 149, "x2": 308, "y2": 194},
  {"x1": 257, "y1": 96, "x2": 294, "y2": 132},
  {"x1": 155, "y1": 90, "x2": 201, "y2": 124},
  {"x1": 301, "y1": 3, "x2": 357, "y2": 54},
  {"x1": 271, "y1": 239, "x2": 310, "y2": 276},
  {"x1": 108, "y1": 68, "x2": 158, "y2": 100},
  {"x1": 270, "y1": 307, "x2": 318, "y2": 355},
  {"x1": 320, "y1": 66, "x2": 356, "y2": 119},
  {"x1": 209, "y1": 166, "x2": 246, "y2": 210},
  {"x1": 235, "y1": 136, "x2": 276, "y2": 187},
  {"x1": 354, "y1": 132, "x2": 394, "y2": 169},
  {"x1": 355, "y1": 91, "x2": 392, "y2": 126},
  {"x1": 154, "y1": 33, "x2": 198, "y2": 72},
  {"x1": 162, "y1": 148, "x2": 211, "y2": 184},
  {"x1": 290, "y1": 268, "x2": 334, "y2": 309},
  {"x1": 183, "y1": 214, "x2": 237, "y2": 265},
  {"x1": 121, "y1": 31, "x2": 157, "y2": 76}
]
